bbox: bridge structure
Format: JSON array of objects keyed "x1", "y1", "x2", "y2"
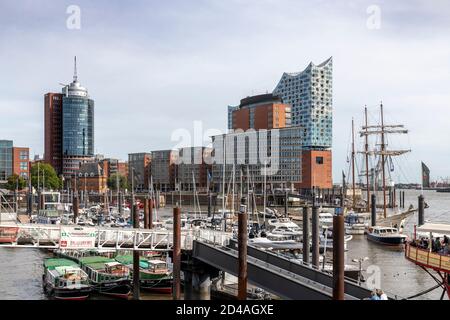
[
  {"x1": 0, "y1": 220, "x2": 386, "y2": 300},
  {"x1": 0, "y1": 223, "x2": 232, "y2": 251}
]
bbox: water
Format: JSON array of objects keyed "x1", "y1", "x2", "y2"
[
  {"x1": 346, "y1": 189, "x2": 450, "y2": 300},
  {"x1": 0, "y1": 189, "x2": 448, "y2": 300}
]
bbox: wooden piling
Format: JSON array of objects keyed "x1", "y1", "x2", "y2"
[
  {"x1": 173, "y1": 207, "x2": 181, "y2": 300},
  {"x1": 133, "y1": 204, "x2": 140, "y2": 300},
  {"x1": 302, "y1": 206, "x2": 310, "y2": 264},
  {"x1": 332, "y1": 214, "x2": 345, "y2": 300},
  {"x1": 238, "y1": 205, "x2": 248, "y2": 300}
]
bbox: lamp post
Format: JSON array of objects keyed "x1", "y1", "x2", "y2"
[{"x1": 352, "y1": 257, "x2": 369, "y2": 285}]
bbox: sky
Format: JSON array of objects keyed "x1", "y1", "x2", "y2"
[{"x1": 0, "y1": 0, "x2": 449, "y2": 184}]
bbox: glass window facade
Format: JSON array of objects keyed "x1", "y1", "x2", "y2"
[
  {"x1": 273, "y1": 58, "x2": 333, "y2": 148},
  {"x1": 0, "y1": 140, "x2": 13, "y2": 181},
  {"x1": 62, "y1": 97, "x2": 94, "y2": 157}
]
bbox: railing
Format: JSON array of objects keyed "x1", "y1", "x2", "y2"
[
  {"x1": 405, "y1": 243, "x2": 450, "y2": 273},
  {"x1": 0, "y1": 223, "x2": 233, "y2": 251}
]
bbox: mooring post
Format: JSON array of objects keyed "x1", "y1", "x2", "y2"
[
  {"x1": 144, "y1": 197, "x2": 149, "y2": 229},
  {"x1": 311, "y1": 205, "x2": 320, "y2": 269},
  {"x1": 133, "y1": 203, "x2": 140, "y2": 300},
  {"x1": 418, "y1": 195, "x2": 425, "y2": 226},
  {"x1": 207, "y1": 191, "x2": 212, "y2": 218},
  {"x1": 333, "y1": 210, "x2": 345, "y2": 300},
  {"x1": 238, "y1": 201, "x2": 248, "y2": 300},
  {"x1": 302, "y1": 206, "x2": 310, "y2": 265},
  {"x1": 284, "y1": 190, "x2": 288, "y2": 217},
  {"x1": 393, "y1": 187, "x2": 396, "y2": 208},
  {"x1": 72, "y1": 192, "x2": 79, "y2": 224},
  {"x1": 402, "y1": 191, "x2": 405, "y2": 208},
  {"x1": 173, "y1": 207, "x2": 181, "y2": 300},
  {"x1": 149, "y1": 198, "x2": 153, "y2": 229},
  {"x1": 371, "y1": 194, "x2": 377, "y2": 227},
  {"x1": 118, "y1": 191, "x2": 123, "y2": 214}
]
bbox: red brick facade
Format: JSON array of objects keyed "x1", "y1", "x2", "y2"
[{"x1": 297, "y1": 150, "x2": 332, "y2": 189}]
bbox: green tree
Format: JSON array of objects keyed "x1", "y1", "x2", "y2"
[
  {"x1": 30, "y1": 163, "x2": 62, "y2": 190},
  {"x1": 107, "y1": 173, "x2": 128, "y2": 191},
  {"x1": 5, "y1": 174, "x2": 27, "y2": 191}
]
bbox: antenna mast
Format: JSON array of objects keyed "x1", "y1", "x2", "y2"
[{"x1": 73, "y1": 56, "x2": 78, "y2": 82}]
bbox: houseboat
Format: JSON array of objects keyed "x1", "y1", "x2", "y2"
[
  {"x1": 42, "y1": 258, "x2": 92, "y2": 300},
  {"x1": 78, "y1": 256, "x2": 131, "y2": 299},
  {"x1": 115, "y1": 254, "x2": 173, "y2": 294}
]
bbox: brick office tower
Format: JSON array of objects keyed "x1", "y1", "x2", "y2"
[
  {"x1": 44, "y1": 93, "x2": 63, "y2": 174},
  {"x1": 228, "y1": 94, "x2": 291, "y2": 131},
  {"x1": 44, "y1": 57, "x2": 94, "y2": 180}
]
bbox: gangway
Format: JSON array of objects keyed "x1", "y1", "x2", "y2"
[
  {"x1": 192, "y1": 240, "x2": 360, "y2": 300},
  {"x1": 0, "y1": 223, "x2": 232, "y2": 251}
]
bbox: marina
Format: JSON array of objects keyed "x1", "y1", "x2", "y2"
[
  {"x1": 0, "y1": 189, "x2": 449, "y2": 300},
  {"x1": 1, "y1": 2, "x2": 449, "y2": 307}
]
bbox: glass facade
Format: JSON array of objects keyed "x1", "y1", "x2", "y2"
[
  {"x1": 273, "y1": 57, "x2": 333, "y2": 148},
  {"x1": 0, "y1": 140, "x2": 13, "y2": 181},
  {"x1": 62, "y1": 96, "x2": 94, "y2": 157}
]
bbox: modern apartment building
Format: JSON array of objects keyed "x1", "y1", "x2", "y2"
[
  {"x1": 128, "y1": 153, "x2": 151, "y2": 192},
  {"x1": 0, "y1": 140, "x2": 30, "y2": 183},
  {"x1": 177, "y1": 147, "x2": 212, "y2": 192},
  {"x1": 151, "y1": 150, "x2": 178, "y2": 192},
  {"x1": 273, "y1": 57, "x2": 333, "y2": 149},
  {"x1": 211, "y1": 126, "x2": 332, "y2": 191}
]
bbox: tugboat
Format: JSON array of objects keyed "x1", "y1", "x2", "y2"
[
  {"x1": 115, "y1": 254, "x2": 173, "y2": 294},
  {"x1": 78, "y1": 256, "x2": 131, "y2": 299},
  {"x1": 366, "y1": 226, "x2": 407, "y2": 246},
  {"x1": 42, "y1": 258, "x2": 92, "y2": 300}
]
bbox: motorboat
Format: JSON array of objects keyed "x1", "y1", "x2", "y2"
[
  {"x1": 319, "y1": 211, "x2": 333, "y2": 227},
  {"x1": 366, "y1": 226, "x2": 407, "y2": 246},
  {"x1": 344, "y1": 212, "x2": 370, "y2": 235}
]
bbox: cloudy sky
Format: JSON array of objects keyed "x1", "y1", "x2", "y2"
[{"x1": 0, "y1": 0, "x2": 449, "y2": 183}]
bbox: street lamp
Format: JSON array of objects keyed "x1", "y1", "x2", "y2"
[{"x1": 352, "y1": 257, "x2": 369, "y2": 285}]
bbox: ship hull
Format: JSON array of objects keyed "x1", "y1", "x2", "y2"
[
  {"x1": 94, "y1": 279, "x2": 131, "y2": 299},
  {"x1": 367, "y1": 233, "x2": 406, "y2": 245}
]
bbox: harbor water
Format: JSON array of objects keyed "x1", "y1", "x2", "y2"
[{"x1": 0, "y1": 189, "x2": 448, "y2": 300}]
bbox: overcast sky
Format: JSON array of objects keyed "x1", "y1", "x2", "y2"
[{"x1": 0, "y1": 0, "x2": 449, "y2": 183}]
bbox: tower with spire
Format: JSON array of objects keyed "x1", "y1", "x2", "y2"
[{"x1": 44, "y1": 56, "x2": 94, "y2": 179}]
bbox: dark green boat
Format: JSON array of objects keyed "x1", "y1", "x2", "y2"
[
  {"x1": 78, "y1": 256, "x2": 132, "y2": 299},
  {"x1": 43, "y1": 258, "x2": 92, "y2": 300},
  {"x1": 115, "y1": 254, "x2": 173, "y2": 294}
]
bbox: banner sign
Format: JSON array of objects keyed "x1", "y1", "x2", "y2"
[{"x1": 60, "y1": 226, "x2": 96, "y2": 249}]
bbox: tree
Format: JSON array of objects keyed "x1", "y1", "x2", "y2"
[
  {"x1": 5, "y1": 174, "x2": 27, "y2": 191},
  {"x1": 30, "y1": 163, "x2": 62, "y2": 190},
  {"x1": 107, "y1": 173, "x2": 128, "y2": 191}
]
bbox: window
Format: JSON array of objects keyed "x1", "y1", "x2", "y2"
[
  {"x1": 20, "y1": 162, "x2": 28, "y2": 170},
  {"x1": 316, "y1": 157, "x2": 324, "y2": 165}
]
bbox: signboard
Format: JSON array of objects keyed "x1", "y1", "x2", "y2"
[{"x1": 60, "y1": 226, "x2": 96, "y2": 249}]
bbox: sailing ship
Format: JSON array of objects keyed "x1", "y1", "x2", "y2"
[
  {"x1": 344, "y1": 104, "x2": 415, "y2": 241},
  {"x1": 114, "y1": 254, "x2": 173, "y2": 294},
  {"x1": 42, "y1": 258, "x2": 92, "y2": 300},
  {"x1": 78, "y1": 256, "x2": 132, "y2": 299}
]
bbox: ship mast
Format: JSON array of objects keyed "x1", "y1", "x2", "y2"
[
  {"x1": 364, "y1": 106, "x2": 370, "y2": 212},
  {"x1": 380, "y1": 103, "x2": 387, "y2": 218},
  {"x1": 351, "y1": 118, "x2": 356, "y2": 209},
  {"x1": 359, "y1": 103, "x2": 411, "y2": 219}
]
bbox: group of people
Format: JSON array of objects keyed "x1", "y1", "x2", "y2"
[
  {"x1": 369, "y1": 289, "x2": 388, "y2": 300},
  {"x1": 411, "y1": 235, "x2": 450, "y2": 255}
]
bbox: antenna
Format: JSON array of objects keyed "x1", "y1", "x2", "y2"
[{"x1": 73, "y1": 56, "x2": 78, "y2": 82}]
